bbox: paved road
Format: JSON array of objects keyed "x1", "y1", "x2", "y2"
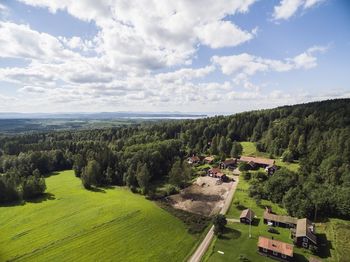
[{"x1": 188, "y1": 176, "x2": 240, "y2": 262}]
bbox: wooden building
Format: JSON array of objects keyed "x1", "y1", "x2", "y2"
[
  {"x1": 187, "y1": 156, "x2": 200, "y2": 164},
  {"x1": 238, "y1": 156, "x2": 275, "y2": 169},
  {"x1": 292, "y1": 218, "x2": 317, "y2": 249},
  {"x1": 240, "y1": 208, "x2": 255, "y2": 224},
  {"x1": 219, "y1": 159, "x2": 237, "y2": 169},
  {"x1": 258, "y1": 236, "x2": 294, "y2": 261},
  {"x1": 263, "y1": 208, "x2": 297, "y2": 228}
]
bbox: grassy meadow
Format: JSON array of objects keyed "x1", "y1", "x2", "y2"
[{"x1": 0, "y1": 170, "x2": 197, "y2": 262}]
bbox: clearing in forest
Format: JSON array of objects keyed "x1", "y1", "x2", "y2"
[
  {"x1": 0, "y1": 170, "x2": 196, "y2": 262},
  {"x1": 168, "y1": 176, "x2": 234, "y2": 216}
]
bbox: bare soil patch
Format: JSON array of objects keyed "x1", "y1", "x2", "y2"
[{"x1": 168, "y1": 176, "x2": 234, "y2": 217}]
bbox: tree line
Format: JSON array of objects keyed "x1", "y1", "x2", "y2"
[{"x1": 0, "y1": 98, "x2": 349, "y2": 219}]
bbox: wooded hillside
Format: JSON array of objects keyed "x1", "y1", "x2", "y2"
[{"x1": 1, "y1": 98, "x2": 349, "y2": 219}]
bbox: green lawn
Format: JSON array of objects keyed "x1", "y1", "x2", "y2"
[
  {"x1": 0, "y1": 170, "x2": 197, "y2": 262},
  {"x1": 316, "y1": 218, "x2": 350, "y2": 262},
  {"x1": 204, "y1": 178, "x2": 317, "y2": 262},
  {"x1": 241, "y1": 141, "x2": 300, "y2": 172}
]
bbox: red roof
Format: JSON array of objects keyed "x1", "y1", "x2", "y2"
[
  {"x1": 189, "y1": 156, "x2": 200, "y2": 162},
  {"x1": 258, "y1": 237, "x2": 293, "y2": 257},
  {"x1": 204, "y1": 156, "x2": 214, "y2": 162},
  {"x1": 216, "y1": 172, "x2": 225, "y2": 177},
  {"x1": 209, "y1": 168, "x2": 220, "y2": 174}
]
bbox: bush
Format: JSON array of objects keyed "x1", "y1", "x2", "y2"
[
  {"x1": 213, "y1": 214, "x2": 227, "y2": 236},
  {"x1": 239, "y1": 162, "x2": 251, "y2": 171},
  {"x1": 243, "y1": 172, "x2": 251, "y2": 180},
  {"x1": 164, "y1": 184, "x2": 178, "y2": 196}
]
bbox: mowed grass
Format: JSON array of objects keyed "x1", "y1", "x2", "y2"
[
  {"x1": 0, "y1": 170, "x2": 197, "y2": 262},
  {"x1": 204, "y1": 178, "x2": 315, "y2": 262},
  {"x1": 241, "y1": 141, "x2": 300, "y2": 172},
  {"x1": 316, "y1": 219, "x2": 350, "y2": 262}
]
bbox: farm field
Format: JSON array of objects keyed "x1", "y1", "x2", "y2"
[
  {"x1": 0, "y1": 170, "x2": 197, "y2": 262},
  {"x1": 203, "y1": 178, "x2": 319, "y2": 262},
  {"x1": 241, "y1": 141, "x2": 300, "y2": 172}
]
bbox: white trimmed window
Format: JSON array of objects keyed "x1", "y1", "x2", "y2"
[
  {"x1": 282, "y1": 254, "x2": 286, "y2": 258},
  {"x1": 263, "y1": 248, "x2": 267, "y2": 253},
  {"x1": 273, "y1": 251, "x2": 278, "y2": 256},
  {"x1": 303, "y1": 238, "x2": 308, "y2": 243},
  {"x1": 303, "y1": 242, "x2": 308, "y2": 248}
]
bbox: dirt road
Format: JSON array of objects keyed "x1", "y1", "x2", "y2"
[{"x1": 188, "y1": 176, "x2": 239, "y2": 262}]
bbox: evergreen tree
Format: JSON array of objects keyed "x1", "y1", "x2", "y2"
[
  {"x1": 230, "y1": 141, "x2": 243, "y2": 158},
  {"x1": 136, "y1": 163, "x2": 151, "y2": 194}
]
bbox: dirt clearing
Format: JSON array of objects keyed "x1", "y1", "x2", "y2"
[{"x1": 168, "y1": 176, "x2": 234, "y2": 217}]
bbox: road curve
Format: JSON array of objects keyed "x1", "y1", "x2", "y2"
[{"x1": 188, "y1": 176, "x2": 239, "y2": 262}]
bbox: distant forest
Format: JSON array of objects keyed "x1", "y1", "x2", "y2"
[{"x1": 0, "y1": 99, "x2": 349, "y2": 220}]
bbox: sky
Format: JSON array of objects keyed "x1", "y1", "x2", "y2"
[{"x1": 0, "y1": 0, "x2": 349, "y2": 113}]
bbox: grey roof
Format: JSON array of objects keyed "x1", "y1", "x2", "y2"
[
  {"x1": 296, "y1": 218, "x2": 317, "y2": 244},
  {"x1": 263, "y1": 210, "x2": 298, "y2": 225},
  {"x1": 240, "y1": 208, "x2": 255, "y2": 220}
]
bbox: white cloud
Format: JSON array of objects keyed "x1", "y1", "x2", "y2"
[
  {"x1": 212, "y1": 45, "x2": 327, "y2": 78},
  {"x1": 17, "y1": 0, "x2": 257, "y2": 68},
  {"x1": 273, "y1": 0, "x2": 324, "y2": 20},
  {"x1": 0, "y1": 22, "x2": 78, "y2": 62},
  {"x1": 195, "y1": 21, "x2": 254, "y2": 48},
  {"x1": 0, "y1": 1, "x2": 336, "y2": 113}
]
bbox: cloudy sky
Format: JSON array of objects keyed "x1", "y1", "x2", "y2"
[{"x1": 0, "y1": 0, "x2": 349, "y2": 113}]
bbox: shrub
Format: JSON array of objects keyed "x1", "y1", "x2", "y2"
[{"x1": 243, "y1": 172, "x2": 251, "y2": 180}]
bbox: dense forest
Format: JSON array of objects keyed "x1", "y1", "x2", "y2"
[{"x1": 0, "y1": 99, "x2": 349, "y2": 220}]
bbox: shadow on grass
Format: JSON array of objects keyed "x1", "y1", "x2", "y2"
[
  {"x1": 251, "y1": 218, "x2": 261, "y2": 227},
  {"x1": 0, "y1": 192, "x2": 56, "y2": 207},
  {"x1": 219, "y1": 227, "x2": 242, "y2": 240},
  {"x1": 236, "y1": 204, "x2": 247, "y2": 210},
  {"x1": 317, "y1": 233, "x2": 332, "y2": 259},
  {"x1": 26, "y1": 192, "x2": 56, "y2": 203},
  {"x1": 43, "y1": 171, "x2": 61, "y2": 178},
  {"x1": 0, "y1": 200, "x2": 25, "y2": 207},
  {"x1": 88, "y1": 187, "x2": 106, "y2": 193},
  {"x1": 293, "y1": 253, "x2": 308, "y2": 262},
  {"x1": 101, "y1": 185, "x2": 115, "y2": 190}
]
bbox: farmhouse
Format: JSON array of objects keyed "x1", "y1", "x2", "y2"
[
  {"x1": 263, "y1": 208, "x2": 297, "y2": 228},
  {"x1": 238, "y1": 156, "x2": 275, "y2": 169},
  {"x1": 219, "y1": 158, "x2": 237, "y2": 169},
  {"x1": 208, "y1": 168, "x2": 227, "y2": 180},
  {"x1": 187, "y1": 156, "x2": 200, "y2": 164},
  {"x1": 240, "y1": 208, "x2": 255, "y2": 224},
  {"x1": 204, "y1": 156, "x2": 214, "y2": 164},
  {"x1": 291, "y1": 218, "x2": 317, "y2": 249},
  {"x1": 258, "y1": 236, "x2": 294, "y2": 261}
]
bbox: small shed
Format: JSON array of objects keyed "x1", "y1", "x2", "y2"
[{"x1": 240, "y1": 208, "x2": 255, "y2": 224}]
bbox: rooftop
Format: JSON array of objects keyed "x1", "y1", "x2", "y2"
[
  {"x1": 258, "y1": 236, "x2": 294, "y2": 257},
  {"x1": 240, "y1": 208, "x2": 255, "y2": 220},
  {"x1": 263, "y1": 209, "x2": 298, "y2": 225},
  {"x1": 296, "y1": 218, "x2": 317, "y2": 244},
  {"x1": 239, "y1": 156, "x2": 275, "y2": 166}
]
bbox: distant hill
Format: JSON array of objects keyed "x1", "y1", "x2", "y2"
[{"x1": 0, "y1": 112, "x2": 206, "y2": 119}]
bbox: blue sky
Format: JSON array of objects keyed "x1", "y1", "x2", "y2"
[{"x1": 0, "y1": 0, "x2": 349, "y2": 113}]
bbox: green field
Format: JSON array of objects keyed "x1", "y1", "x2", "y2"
[
  {"x1": 204, "y1": 178, "x2": 316, "y2": 262},
  {"x1": 241, "y1": 141, "x2": 300, "y2": 172},
  {"x1": 0, "y1": 170, "x2": 197, "y2": 261},
  {"x1": 316, "y1": 219, "x2": 350, "y2": 262}
]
